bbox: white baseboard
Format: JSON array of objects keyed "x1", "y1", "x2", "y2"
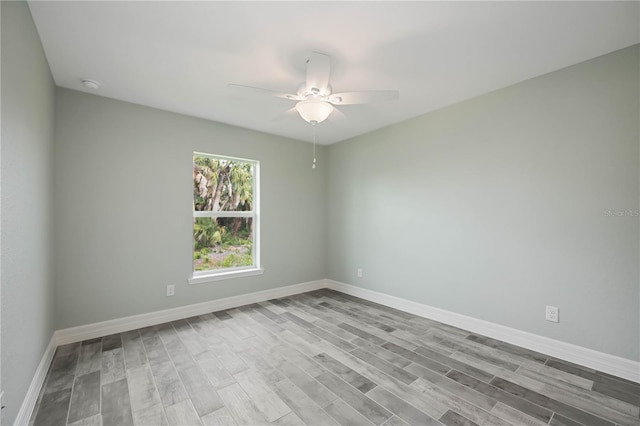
[
  {"x1": 18, "y1": 279, "x2": 325, "y2": 424},
  {"x1": 326, "y1": 279, "x2": 640, "y2": 384},
  {"x1": 55, "y1": 279, "x2": 326, "y2": 346},
  {"x1": 14, "y1": 335, "x2": 56, "y2": 426},
  {"x1": 20, "y1": 276, "x2": 639, "y2": 426}
]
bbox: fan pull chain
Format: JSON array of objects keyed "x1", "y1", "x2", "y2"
[{"x1": 312, "y1": 123, "x2": 317, "y2": 169}]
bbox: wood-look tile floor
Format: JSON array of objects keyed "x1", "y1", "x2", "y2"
[{"x1": 30, "y1": 289, "x2": 640, "y2": 426}]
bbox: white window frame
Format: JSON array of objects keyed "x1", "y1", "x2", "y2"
[{"x1": 189, "y1": 152, "x2": 262, "y2": 284}]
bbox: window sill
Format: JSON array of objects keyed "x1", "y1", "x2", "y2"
[{"x1": 188, "y1": 268, "x2": 264, "y2": 284}]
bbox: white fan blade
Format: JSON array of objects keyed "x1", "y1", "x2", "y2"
[
  {"x1": 272, "y1": 107, "x2": 298, "y2": 122},
  {"x1": 229, "y1": 84, "x2": 300, "y2": 101},
  {"x1": 306, "y1": 51, "x2": 331, "y2": 94},
  {"x1": 329, "y1": 90, "x2": 399, "y2": 105}
]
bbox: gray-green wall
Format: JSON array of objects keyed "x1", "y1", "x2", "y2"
[
  {"x1": 327, "y1": 45, "x2": 640, "y2": 361},
  {"x1": 1, "y1": 2, "x2": 57, "y2": 424},
  {"x1": 54, "y1": 89, "x2": 327, "y2": 329}
]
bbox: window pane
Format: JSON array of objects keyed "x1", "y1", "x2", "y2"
[
  {"x1": 193, "y1": 155, "x2": 254, "y2": 212},
  {"x1": 193, "y1": 217, "x2": 254, "y2": 272}
]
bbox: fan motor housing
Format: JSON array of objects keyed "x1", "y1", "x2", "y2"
[{"x1": 297, "y1": 83, "x2": 332, "y2": 100}]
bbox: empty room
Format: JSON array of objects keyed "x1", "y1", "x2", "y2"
[{"x1": 2, "y1": 1, "x2": 639, "y2": 425}]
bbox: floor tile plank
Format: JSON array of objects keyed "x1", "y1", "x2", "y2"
[
  {"x1": 549, "y1": 413, "x2": 584, "y2": 426},
  {"x1": 381, "y1": 342, "x2": 450, "y2": 374},
  {"x1": 68, "y1": 371, "x2": 101, "y2": 424},
  {"x1": 411, "y1": 378, "x2": 510, "y2": 426},
  {"x1": 185, "y1": 315, "x2": 224, "y2": 342},
  {"x1": 211, "y1": 343, "x2": 250, "y2": 375},
  {"x1": 519, "y1": 363, "x2": 594, "y2": 390},
  {"x1": 76, "y1": 343, "x2": 102, "y2": 377},
  {"x1": 444, "y1": 369, "x2": 551, "y2": 422},
  {"x1": 177, "y1": 366, "x2": 225, "y2": 417},
  {"x1": 450, "y1": 352, "x2": 546, "y2": 392},
  {"x1": 238, "y1": 350, "x2": 287, "y2": 385},
  {"x1": 234, "y1": 369, "x2": 291, "y2": 422},
  {"x1": 592, "y1": 380, "x2": 640, "y2": 406},
  {"x1": 43, "y1": 343, "x2": 81, "y2": 395},
  {"x1": 412, "y1": 344, "x2": 495, "y2": 382},
  {"x1": 324, "y1": 399, "x2": 375, "y2": 426},
  {"x1": 271, "y1": 412, "x2": 304, "y2": 426},
  {"x1": 407, "y1": 365, "x2": 497, "y2": 412},
  {"x1": 275, "y1": 344, "x2": 326, "y2": 378},
  {"x1": 122, "y1": 331, "x2": 147, "y2": 370},
  {"x1": 538, "y1": 382, "x2": 640, "y2": 425},
  {"x1": 253, "y1": 303, "x2": 288, "y2": 324},
  {"x1": 282, "y1": 311, "x2": 316, "y2": 330},
  {"x1": 490, "y1": 402, "x2": 548, "y2": 426},
  {"x1": 277, "y1": 360, "x2": 338, "y2": 408},
  {"x1": 126, "y1": 364, "x2": 162, "y2": 414},
  {"x1": 68, "y1": 413, "x2": 102, "y2": 426},
  {"x1": 141, "y1": 333, "x2": 172, "y2": 367},
  {"x1": 338, "y1": 323, "x2": 386, "y2": 345},
  {"x1": 318, "y1": 344, "x2": 449, "y2": 420},
  {"x1": 193, "y1": 351, "x2": 236, "y2": 389},
  {"x1": 32, "y1": 388, "x2": 72, "y2": 426},
  {"x1": 201, "y1": 407, "x2": 238, "y2": 426},
  {"x1": 101, "y1": 335, "x2": 122, "y2": 352},
  {"x1": 149, "y1": 360, "x2": 189, "y2": 408},
  {"x1": 350, "y1": 348, "x2": 418, "y2": 385},
  {"x1": 217, "y1": 383, "x2": 269, "y2": 426},
  {"x1": 490, "y1": 377, "x2": 615, "y2": 426},
  {"x1": 101, "y1": 348, "x2": 126, "y2": 385},
  {"x1": 269, "y1": 378, "x2": 339, "y2": 426},
  {"x1": 439, "y1": 410, "x2": 479, "y2": 426},
  {"x1": 381, "y1": 416, "x2": 410, "y2": 426},
  {"x1": 351, "y1": 339, "x2": 412, "y2": 368},
  {"x1": 131, "y1": 403, "x2": 168, "y2": 426},
  {"x1": 309, "y1": 326, "x2": 358, "y2": 352},
  {"x1": 165, "y1": 400, "x2": 202, "y2": 426},
  {"x1": 163, "y1": 335, "x2": 199, "y2": 371},
  {"x1": 316, "y1": 371, "x2": 392, "y2": 425},
  {"x1": 313, "y1": 352, "x2": 378, "y2": 393},
  {"x1": 366, "y1": 386, "x2": 441, "y2": 426},
  {"x1": 102, "y1": 378, "x2": 134, "y2": 426},
  {"x1": 467, "y1": 335, "x2": 548, "y2": 364}
]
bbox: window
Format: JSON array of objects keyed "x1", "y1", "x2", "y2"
[{"x1": 190, "y1": 153, "x2": 261, "y2": 283}]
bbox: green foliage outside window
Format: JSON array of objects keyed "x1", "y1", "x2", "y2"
[{"x1": 193, "y1": 155, "x2": 255, "y2": 272}]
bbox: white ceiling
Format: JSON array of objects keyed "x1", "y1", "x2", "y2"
[{"x1": 29, "y1": 1, "x2": 639, "y2": 145}]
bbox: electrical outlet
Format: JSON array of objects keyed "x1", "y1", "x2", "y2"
[
  {"x1": 166, "y1": 285, "x2": 175, "y2": 297},
  {"x1": 357, "y1": 268, "x2": 363, "y2": 278},
  {"x1": 545, "y1": 305, "x2": 559, "y2": 322}
]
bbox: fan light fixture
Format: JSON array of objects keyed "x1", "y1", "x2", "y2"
[
  {"x1": 230, "y1": 51, "x2": 400, "y2": 169},
  {"x1": 295, "y1": 99, "x2": 333, "y2": 124}
]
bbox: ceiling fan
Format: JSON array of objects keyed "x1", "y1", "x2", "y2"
[{"x1": 230, "y1": 51, "x2": 399, "y2": 125}]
